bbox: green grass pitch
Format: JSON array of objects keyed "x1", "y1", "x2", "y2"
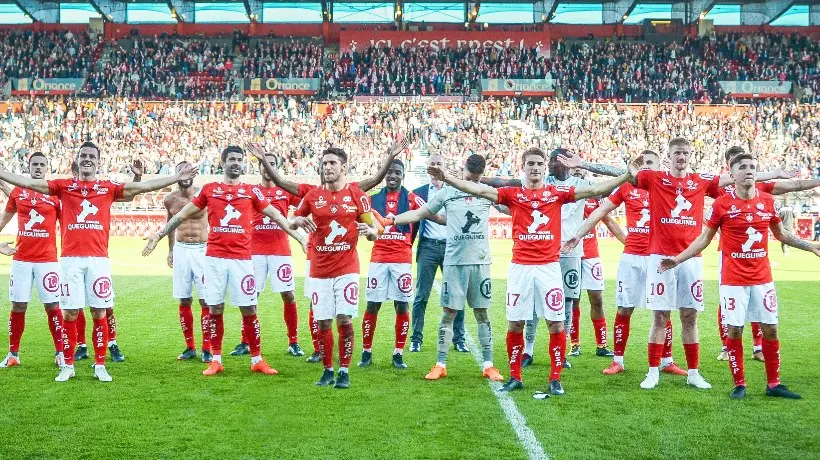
[{"x1": 0, "y1": 237, "x2": 818, "y2": 459}]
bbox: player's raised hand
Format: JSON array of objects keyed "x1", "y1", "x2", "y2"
[
  {"x1": 561, "y1": 237, "x2": 580, "y2": 253},
  {"x1": 658, "y1": 258, "x2": 678, "y2": 273},
  {"x1": 557, "y1": 151, "x2": 581, "y2": 168},
  {"x1": 0, "y1": 242, "x2": 16, "y2": 256},
  {"x1": 387, "y1": 137, "x2": 408, "y2": 159},
  {"x1": 142, "y1": 234, "x2": 161, "y2": 257},
  {"x1": 167, "y1": 251, "x2": 173, "y2": 268},
  {"x1": 427, "y1": 164, "x2": 446, "y2": 181},
  {"x1": 290, "y1": 216, "x2": 316, "y2": 233},
  {"x1": 176, "y1": 162, "x2": 198, "y2": 181},
  {"x1": 357, "y1": 222, "x2": 377, "y2": 238},
  {"x1": 245, "y1": 142, "x2": 267, "y2": 161},
  {"x1": 775, "y1": 168, "x2": 799, "y2": 180},
  {"x1": 130, "y1": 159, "x2": 145, "y2": 177}
]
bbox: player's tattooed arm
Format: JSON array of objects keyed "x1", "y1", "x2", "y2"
[
  {"x1": 393, "y1": 206, "x2": 445, "y2": 226},
  {"x1": 481, "y1": 177, "x2": 522, "y2": 188},
  {"x1": 493, "y1": 204, "x2": 511, "y2": 216},
  {"x1": 602, "y1": 213, "x2": 627, "y2": 245},
  {"x1": 142, "y1": 202, "x2": 202, "y2": 257},
  {"x1": 246, "y1": 143, "x2": 301, "y2": 196},
  {"x1": 561, "y1": 200, "x2": 617, "y2": 252},
  {"x1": 357, "y1": 138, "x2": 408, "y2": 192},
  {"x1": 263, "y1": 205, "x2": 307, "y2": 253},
  {"x1": 123, "y1": 162, "x2": 197, "y2": 200},
  {"x1": 658, "y1": 226, "x2": 719, "y2": 272},
  {"x1": 574, "y1": 174, "x2": 631, "y2": 200},
  {"x1": 771, "y1": 222, "x2": 820, "y2": 256},
  {"x1": 0, "y1": 168, "x2": 49, "y2": 194},
  {"x1": 771, "y1": 179, "x2": 820, "y2": 195},
  {"x1": 557, "y1": 151, "x2": 627, "y2": 177},
  {"x1": 428, "y1": 165, "x2": 499, "y2": 203}
]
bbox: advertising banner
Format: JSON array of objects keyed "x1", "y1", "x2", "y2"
[
  {"x1": 243, "y1": 78, "x2": 320, "y2": 95},
  {"x1": 480, "y1": 79, "x2": 555, "y2": 96},
  {"x1": 12, "y1": 78, "x2": 86, "y2": 95},
  {"x1": 340, "y1": 30, "x2": 549, "y2": 57},
  {"x1": 718, "y1": 81, "x2": 792, "y2": 98}
]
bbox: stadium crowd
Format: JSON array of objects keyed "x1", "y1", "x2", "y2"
[{"x1": 0, "y1": 29, "x2": 102, "y2": 80}]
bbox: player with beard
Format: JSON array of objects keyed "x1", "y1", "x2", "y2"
[
  {"x1": 0, "y1": 142, "x2": 197, "y2": 382},
  {"x1": 0, "y1": 153, "x2": 65, "y2": 369},
  {"x1": 660, "y1": 152, "x2": 820, "y2": 399},
  {"x1": 144, "y1": 146, "x2": 305, "y2": 377},
  {"x1": 290, "y1": 147, "x2": 380, "y2": 389},
  {"x1": 251, "y1": 140, "x2": 406, "y2": 363},
  {"x1": 164, "y1": 162, "x2": 212, "y2": 362}
]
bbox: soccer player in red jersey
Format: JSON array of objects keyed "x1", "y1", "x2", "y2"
[
  {"x1": 713, "y1": 146, "x2": 820, "y2": 363},
  {"x1": 242, "y1": 144, "x2": 305, "y2": 358},
  {"x1": 290, "y1": 147, "x2": 381, "y2": 389},
  {"x1": 660, "y1": 152, "x2": 819, "y2": 399},
  {"x1": 0, "y1": 142, "x2": 197, "y2": 382},
  {"x1": 252, "y1": 140, "x2": 406, "y2": 363},
  {"x1": 569, "y1": 192, "x2": 625, "y2": 358},
  {"x1": 0, "y1": 153, "x2": 64, "y2": 369},
  {"x1": 430, "y1": 147, "x2": 631, "y2": 395},
  {"x1": 144, "y1": 145, "x2": 305, "y2": 377},
  {"x1": 360, "y1": 159, "x2": 427, "y2": 370}
]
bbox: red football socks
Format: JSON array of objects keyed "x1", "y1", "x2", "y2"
[
  {"x1": 319, "y1": 328, "x2": 334, "y2": 369},
  {"x1": 76, "y1": 309, "x2": 87, "y2": 345},
  {"x1": 46, "y1": 307, "x2": 64, "y2": 352},
  {"x1": 725, "y1": 337, "x2": 745, "y2": 386},
  {"x1": 8, "y1": 311, "x2": 25, "y2": 354},
  {"x1": 106, "y1": 308, "x2": 117, "y2": 342},
  {"x1": 613, "y1": 313, "x2": 630, "y2": 357},
  {"x1": 62, "y1": 318, "x2": 77, "y2": 366},
  {"x1": 200, "y1": 307, "x2": 211, "y2": 352},
  {"x1": 648, "y1": 342, "x2": 663, "y2": 367},
  {"x1": 683, "y1": 343, "x2": 700, "y2": 370},
  {"x1": 662, "y1": 320, "x2": 673, "y2": 359},
  {"x1": 570, "y1": 307, "x2": 581, "y2": 345},
  {"x1": 549, "y1": 331, "x2": 566, "y2": 381},
  {"x1": 717, "y1": 306, "x2": 728, "y2": 346},
  {"x1": 395, "y1": 312, "x2": 410, "y2": 351},
  {"x1": 179, "y1": 305, "x2": 196, "y2": 350},
  {"x1": 592, "y1": 317, "x2": 607, "y2": 348},
  {"x1": 361, "y1": 312, "x2": 377, "y2": 351},
  {"x1": 283, "y1": 302, "x2": 299, "y2": 345},
  {"x1": 507, "y1": 331, "x2": 524, "y2": 381},
  {"x1": 209, "y1": 313, "x2": 224, "y2": 356},
  {"x1": 92, "y1": 317, "x2": 108, "y2": 365},
  {"x1": 763, "y1": 339, "x2": 781, "y2": 388},
  {"x1": 242, "y1": 314, "x2": 262, "y2": 357},
  {"x1": 338, "y1": 322, "x2": 354, "y2": 369},
  {"x1": 752, "y1": 322, "x2": 763, "y2": 349},
  {"x1": 309, "y1": 309, "x2": 320, "y2": 354}
]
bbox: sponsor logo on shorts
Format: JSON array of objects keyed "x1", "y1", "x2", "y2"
[
  {"x1": 241, "y1": 275, "x2": 256, "y2": 295},
  {"x1": 763, "y1": 289, "x2": 778, "y2": 312},
  {"x1": 690, "y1": 280, "x2": 703, "y2": 302},
  {"x1": 277, "y1": 264, "x2": 293, "y2": 282},
  {"x1": 93, "y1": 277, "x2": 113, "y2": 299},
  {"x1": 397, "y1": 273, "x2": 413, "y2": 294},
  {"x1": 546, "y1": 288, "x2": 564, "y2": 311},
  {"x1": 591, "y1": 262, "x2": 603, "y2": 281},
  {"x1": 43, "y1": 272, "x2": 59, "y2": 293},
  {"x1": 344, "y1": 282, "x2": 359, "y2": 305},
  {"x1": 564, "y1": 269, "x2": 579, "y2": 290},
  {"x1": 480, "y1": 278, "x2": 492, "y2": 299}
]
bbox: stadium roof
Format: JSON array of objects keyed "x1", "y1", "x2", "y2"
[{"x1": 0, "y1": 0, "x2": 816, "y2": 25}]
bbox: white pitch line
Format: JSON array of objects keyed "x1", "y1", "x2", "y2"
[{"x1": 433, "y1": 281, "x2": 548, "y2": 460}]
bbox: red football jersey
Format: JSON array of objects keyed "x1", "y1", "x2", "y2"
[
  {"x1": 47, "y1": 179, "x2": 125, "y2": 257},
  {"x1": 370, "y1": 190, "x2": 425, "y2": 264},
  {"x1": 295, "y1": 183, "x2": 371, "y2": 278},
  {"x1": 607, "y1": 183, "x2": 651, "y2": 256},
  {"x1": 706, "y1": 190, "x2": 780, "y2": 285},
  {"x1": 296, "y1": 182, "x2": 359, "y2": 264},
  {"x1": 4, "y1": 187, "x2": 59, "y2": 263},
  {"x1": 635, "y1": 170, "x2": 720, "y2": 256},
  {"x1": 715, "y1": 182, "x2": 776, "y2": 251},
  {"x1": 582, "y1": 199, "x2": 600, "y2": 259},
  {"x1": 191, "y1": 182, "x2": 270, "y2": 260},
  {"x1": 251, "y1": 185, "x2": 300, "y2": 256},
  {"x1": 497, "y1": 185, "x2": 576, "y2": 265}
]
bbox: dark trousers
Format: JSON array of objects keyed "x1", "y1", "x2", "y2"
[{"x1": 411, "y1": 238, "x2": 465, "y2": 345}]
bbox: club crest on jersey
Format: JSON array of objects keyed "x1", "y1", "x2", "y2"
[
  {"x1": 330, "y1": 205, "x2": 338, "y2": 214},
  {"x1": 642, "y1": 199, "x2": 649, "y2": 207},
  {"x1": 225, "y1": 194, "x2": 233, "y2": 201},
  {"x1": 745, "y1": 214, "x2": 753, "y2": 222},
  {"x1": 464, "y1": 196, "x2": 473, "y2": 204},
  {"x1": 531, "y1": 201, "x2": 539, "y2": 208},
  {"x1": 81, "y1": 189, "x2": 88, "y2": 197}
]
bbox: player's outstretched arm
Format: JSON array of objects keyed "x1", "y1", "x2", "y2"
[
  {"x1": 0, "y1": 168, "x2": 48, "y2": 194},
  {"x1": 0, "y1": 180, "x2": 11, "y2": 198},
  {"x1": 574, "y1": 173, "x2": 631, "y2": 200},
  {"x1": 262, "y1": 205, "x2": 308, "y2": 253},
  {"x1": 0, "y1": 242, "x2": 15, "y2": 256},
  {"x1": 758, "y1": 168, "x2": 798, "y2": 182},
  {"x1": 561, "y1": 200, "x2": 617, "y2": 252},
  {"x1": 771, "y1": 179, "x2": 820, "y2": 195},
  {"x1": 658, "y1": 226, "x2": 718, "y2": 273},
  {"x1": 393, "y1": 205, "x2": 444, "y2": 226},
  {"x1": 481, "y1": 177, "x2": 522, "y2": 188},
  {"x1": 357, "y1": 138, "x2": 408, "y2": 192},
  {"x1": 558, "y1": 151, "x2": 627, "y2": 177},
  {"x1": 124, "y1": 163, "x2": 197, "y2": 200},
  {"x1": 0, "y1": 211, "x2": 16, "y2": 235},
  {"x1": 493, "y1": 204, "x2": 511, "y2": 216},
  {"x1": 143, "y1": 202, "x2": 202, "y2": 257},
  {"x1": 115, "y1": 159, "x2": 145, "y2": 203},
  {"x1": 358, "y1": 211, "x2": 380, "y2": 241},
  {"x1": 428, "y1": 165, "x2": 499, "y2": 203},
  {"x1": 603, "y1": 213, "x2": 627, "y2": 245},
  {"x1": 246, "y1": 143, "x2": 301, "y2": 196},
  {"x1": 771, "y1": 221, "x2": 820, "y2": 256},
  {"x1": 163, "y1": 201, "x2": 176, "y2": 268}
]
